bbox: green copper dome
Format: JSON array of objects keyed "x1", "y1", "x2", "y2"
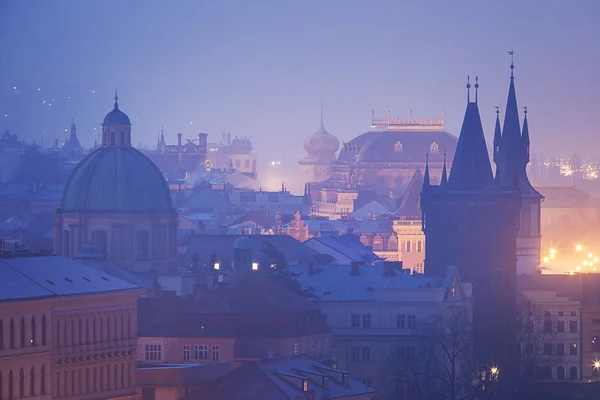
[{"x1": 60, "y1": 147, "x2": 173, "y2": 213}]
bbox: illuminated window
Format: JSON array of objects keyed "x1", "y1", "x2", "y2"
[
  {"x1": 293, "y1": 343, "x2": 299, "y2": 355},
  {"x1": 569, "y1": 343, "x2": 578, "y2": 356}
]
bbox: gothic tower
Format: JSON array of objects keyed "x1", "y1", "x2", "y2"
[
  {"x1": 494, "y1": 58, "x2": 544, "y2": 274},
  {"x1": 421, "y1": 76, "x2": 521, "y2": 369}
]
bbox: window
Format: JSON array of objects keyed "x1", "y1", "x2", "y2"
[
  {"x1": 557, "y1": 321, "x2": 565, "y2": 333},
  {"x1": 361, "y1": 347, "x2": 371, "y2": 361},
  {"x1": 111, "y1": 131, "x2": 115, "y2": 146},
  {"x1": 30, "y1": 366, "x2": 35, "y2": 396},
  {"x1": 194, "y1": 345, "x2": 208, "y2": 360},
  {"x1": 543, "y1": 343, "x2": 552, "y2": 355},
  {"x1": 558, "y1": 311, "x2": 564, "y2": 316},
  {"x1": 557, "y1": 343, "x2": 565, "y2": 355},
  {"x1": 212, "y1": 345, "x2": 220, "y2": 361},
  {"x1": 417, "y1": 241, "x2": 422, "y2": 252},
  {"x1": 235, "y1": 159, "x2": 241, "y2": 168},
  {"x1": 407, "y1": 315, "x2": 416, "y2": 329},
  {"x1": 20, "y1": 317, "x2": 25, "y2": 347},
  {"x1": 397, "y1": 314, "x2": 405, "y2": 328},
  {"x1": 525, "y1": 343, "x2": 534, "y2": 356},
  {"x1": 40, "y1": 365, "x2": 45, "y2": 394},
  {"x1": 543, "y1": 320, "x2": 552, "y2": 333},
  {"x1": 90, "y1": 230, "x2": 108, "y2": 256},
  {"x1": 351, "y1": 314, "x2": 360, "y2": 328},
  {"x1": 593, "y1": 318, "x2": 600, "y2": 324},
  {"x1": 351, "y1": 346, "x2": 360, "y2": 361},
  {"x1": 9, "y1": 319, "x2": 14, "y2": 348},
  {"x1": 570, "y1": 311, "x2": 577, "y2": 316},
  {"x1": 19, "y1": 368, "x2": 24, "y2": 398},
  {"x1": 244, "y1": 159, "x2": 250, "y2": 169},
  {"x1": 397, "y1": 345, "x2": 416, "y2": 362},
  {"x1": 135, "y1": 231, "x2": 150, "y2": 261},
  {"x1": 569, "y1": 366, "x2": 578, "y2": 380},
  {"x1": 557, "y1": 366, "x2": 565, "y2": 380},
  {"x1": 525, "y1": 320, "x2": 534, "y2": 333},
  {"x1": 362, "y1": 314, "x2": 371, "y2": 328},
  {"x1": 294, "y1": 343, "x2": 300, "y2": 355},
  {"x1": 145, "y1": 344, "x2": 162, "y2": 360},
  {"x1": 406, "y1": 241, "x2": 411, "y2": 252},
  {"x1": 570, "y1": 321, "x2": 578, "y2": 333},
  {"x1": 593, "y1": 336, "x2": 600, "y2": 352},
  {"x1": 183, "y1": 345, "x2": 191, "y2": 360},
  {"x1": 544, "y1": 310, "x2": 551, "y2": 316},
  {"x1": 120, "y1": 131, "x2": 125, "y2": 145},
  {"x1": 31, "y1": 316, "x2": 36, "y2": 345},
  {"x1": 569, "y1": 343, "x2": 578, "y2": 356}
]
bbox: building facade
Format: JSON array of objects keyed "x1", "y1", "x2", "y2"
[{"x1": 0, "y1": 256, "x2": 143, "y2": 400}]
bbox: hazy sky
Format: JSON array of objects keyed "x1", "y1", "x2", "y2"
[{"x1": 2, "y1": 0, "x2": 599, "y2": 170}]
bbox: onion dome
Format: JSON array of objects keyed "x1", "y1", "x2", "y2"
[{"x1": 303, "y1": 107, "x2": 340, "y2": 162}]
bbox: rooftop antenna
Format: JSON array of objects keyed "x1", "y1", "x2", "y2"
[{"x1": 474, "y1": 76, "x2": 479, "y2": 103}]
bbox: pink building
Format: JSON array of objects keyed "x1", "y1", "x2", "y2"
[{"x1": 0, "y1": 255, "x2": 144, "y2": 400}]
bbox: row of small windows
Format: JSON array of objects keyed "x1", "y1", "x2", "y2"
[
  {"x1": 0, "y1": 315, "x2": 48, "y2": 350},
  {"x1": 105, "y1": 131, "x2": 127, "y2": 146},
  {"x1": 55, "y1": 312, "x2": 133, "y2": 347},
  {"x1": 149, "y1": 344, "x2": 221, "y2": 361},
  {"x1": 536, "y1": 366, "x2": 579, "y2": 380},
  {"x1": 0, "y1": 366, "x2": 46, "y2": 400},
  {"x1": 55, "y1": 362, "x2": 133, "y2": 398},
  {"x1": 64, "y1": 230, "x2": 150, "y2": 261},
  {"x1": 524, "y1": 320, "x2": 578, "y2": 333},
  {"x1": 349, "y1": 314, "x2": 416, "y2": 329}
]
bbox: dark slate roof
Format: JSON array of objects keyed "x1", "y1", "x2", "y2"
[
  {"x1": 183, "y1": 356, "x2": 375, "y2": 400},
  {"x1": 447, "y1": 102, "x2": 494, "y2": 191},
  {"x1": 394, "y1": 168, "x2": 423, "y2": 217},
  {"x1": 59, "y1": 146, "x2": 174, "y2": 213},
  {"x1": 0, "y1": 256, "x2": 141, "y2": 301},
  {"x1": 516, "y1": 274, "x2": 581, "y2": 301},
  {"x1": 183, "y1": 234, "x2": 317, "y2": 266}
]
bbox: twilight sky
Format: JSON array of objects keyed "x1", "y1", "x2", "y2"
[{"x1": 1, "y1": 0, "x2": 599, "y2": 177}]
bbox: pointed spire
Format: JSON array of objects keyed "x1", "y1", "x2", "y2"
[
  {"x1": 441, "y1": 150, "x2": 448, "y2": 185},
  {"x1": 493, "y1": 106, "x2": 502, "y2": 165},
  {"x1": 509, "y1": 49, "x2": 515, "y2": 78},
  {"x1": 502, "y1": 53, "x2": 521, "y2": 146},
  {"x1": 466, "y1": 75, "x2": 471, "y2": 103},
  {"x1": 423, "y1": 152, "x2": 431, "y2": 188},
  {"x1": 114, "y1": 87, "x2": 119, "y2": 109},
  {"x1": 522, "y1": 106, "x2": 530, "y2": 163}
]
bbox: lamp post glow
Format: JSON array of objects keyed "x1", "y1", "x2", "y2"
[
  {"x1": 576, "y1": 244, "x2": 584, "y2": 252},
  {"x1": 252, "y1": 262, "x2": 259, "y2": 271},
  {"x1": 213, "y1": 262, "x2": 220, "y2": 270}
]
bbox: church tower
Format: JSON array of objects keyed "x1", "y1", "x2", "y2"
[
  {"x1": 421, "y1": 76, "x2": 521, "y2": 369},
  {"x1": 494, "y1": 57, "x2": 544, "y2": 274}
]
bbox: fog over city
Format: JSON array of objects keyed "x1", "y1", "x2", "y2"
[{"x1": 2, "y1": 1, "x2": 600, "y2": 400}]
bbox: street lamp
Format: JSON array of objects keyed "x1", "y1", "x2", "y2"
[{"x1": 576, "y1": 244, "x2": 584, "y2": 252}]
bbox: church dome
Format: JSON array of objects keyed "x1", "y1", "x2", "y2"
[
  {"x1": 338, "y1": 129, "x2": 457, "y2": 165},
  {"x1": 103, "y1": 107, "x2": 131, "y2": 125},
  {"x1": 60, "y1": 146, "x2": 173, "y2": 213},
  {"x1": 303, "y1": 112, "x2": 339, "y2": 161}
]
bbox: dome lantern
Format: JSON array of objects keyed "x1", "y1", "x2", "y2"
[{"x1": 102, "y1": 88, "x2": 132, "y2": 147}]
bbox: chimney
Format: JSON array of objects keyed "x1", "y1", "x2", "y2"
[
  {"x1": 308, "y1": 261, "x2": 315, "y2": 275},
  {"x1": 177, "y1": 132, "x2": 182, "y2": 147},
  {"x1": 350, "y1": 261, "x2": 360, "y2": 276}
]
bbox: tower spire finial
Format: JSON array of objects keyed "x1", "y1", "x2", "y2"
[
  {"x1": 474, "y1": 76, "x2": 479, "y2": 103},
  {"x1": 423, "y1": 151, "x2": 431, "y2": 187},
  {"x1": 441, "y1": 149, "x2": 448, "y2": 185},
  {"x1": 114, "y1": 87, "x2": 119, "y2": 109},
  {"x1": 495, "y1": 106, "x2": 500, "y2": 117},
  {"x1": 509, "y1": 49, "x2": 515, "y2": 78},
  {"x1": 466, "y1": 75, "x2": 471, "y2": 103}
]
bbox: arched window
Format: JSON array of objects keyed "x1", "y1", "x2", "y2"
[
  {"x1": 8, "y1": 370, "x2": 14, "y2": 400},
  {"x1": 570, "y1": 366, "x2": 578, "y2": 380},
  {"x1": 40, "y1": 365, "x2": 46, "y2": 394},
  {"x1": 9, "y1": 318, "x2": 14, "y2": 348},
  {"x1": 107, "y1": 316, "x2": 111, "y2": 341},
  {"x1": 127, "y1": 313, "x2": 131, "y2": 338},
  {"x1": 120, "y1": 131, "x2": 125, "y2": 145},
  {"x1": 100, "y1": 318, "x2": 103, "y2": 342},
  {"x1": 86, "y1": 318, "x2": 90, "y2": 343},
  {"x1": 417, "y1": 240, "x2": 422, "y2": 252},
  {"x1": 107, "y1": 365, "x2": 112, "y2": 390},
  {"x1": 30, "y1": 366, "x2": 35, "y2": 396},
  {"x1": 120, "y1": 363, "x2": 125, "y2": 388},
  {"x1": 93, "y1": 319, "x2": 97, "y2": 343},
  {"x1": 31, "y1": 316, "x2": 36, "y2": 345},
  {"x1": 56, "y1": 321, "x2": 60, "y2": 347},
  {"x1": 0, "y1": 319, "x2": 4, "y2": 349},
  {"x1": 19, "y1": 368, "x2": 24, "y2": 398},
  {"x1": 70, "y1": 320, "x2": 75, "y2": 346},
  {"x1": 41, "y1": 315, "x2": 47, "y2": 344},
  {"x1": 86, "y1": 368, "x2": 90, "y2": 393},
  {"x1": 114, "y1": 364, "x2": 119, "y2": 388},
  {"x1": 78, "y1": 318, "x2": 82, "y2": 345},
  {"x1": 406, "y1": 241, "x2": 411, "y2": 252},
  {"x1": 63, "y1": 320, "x2": 67, "y2": 346},
  {"x1": 20, "y1": 317, "x2": 25, "y2": 347}
]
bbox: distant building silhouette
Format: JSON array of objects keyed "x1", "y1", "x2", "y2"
[{"x1": 421, "y1": 72, "x2": 522, "y2": 370}]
